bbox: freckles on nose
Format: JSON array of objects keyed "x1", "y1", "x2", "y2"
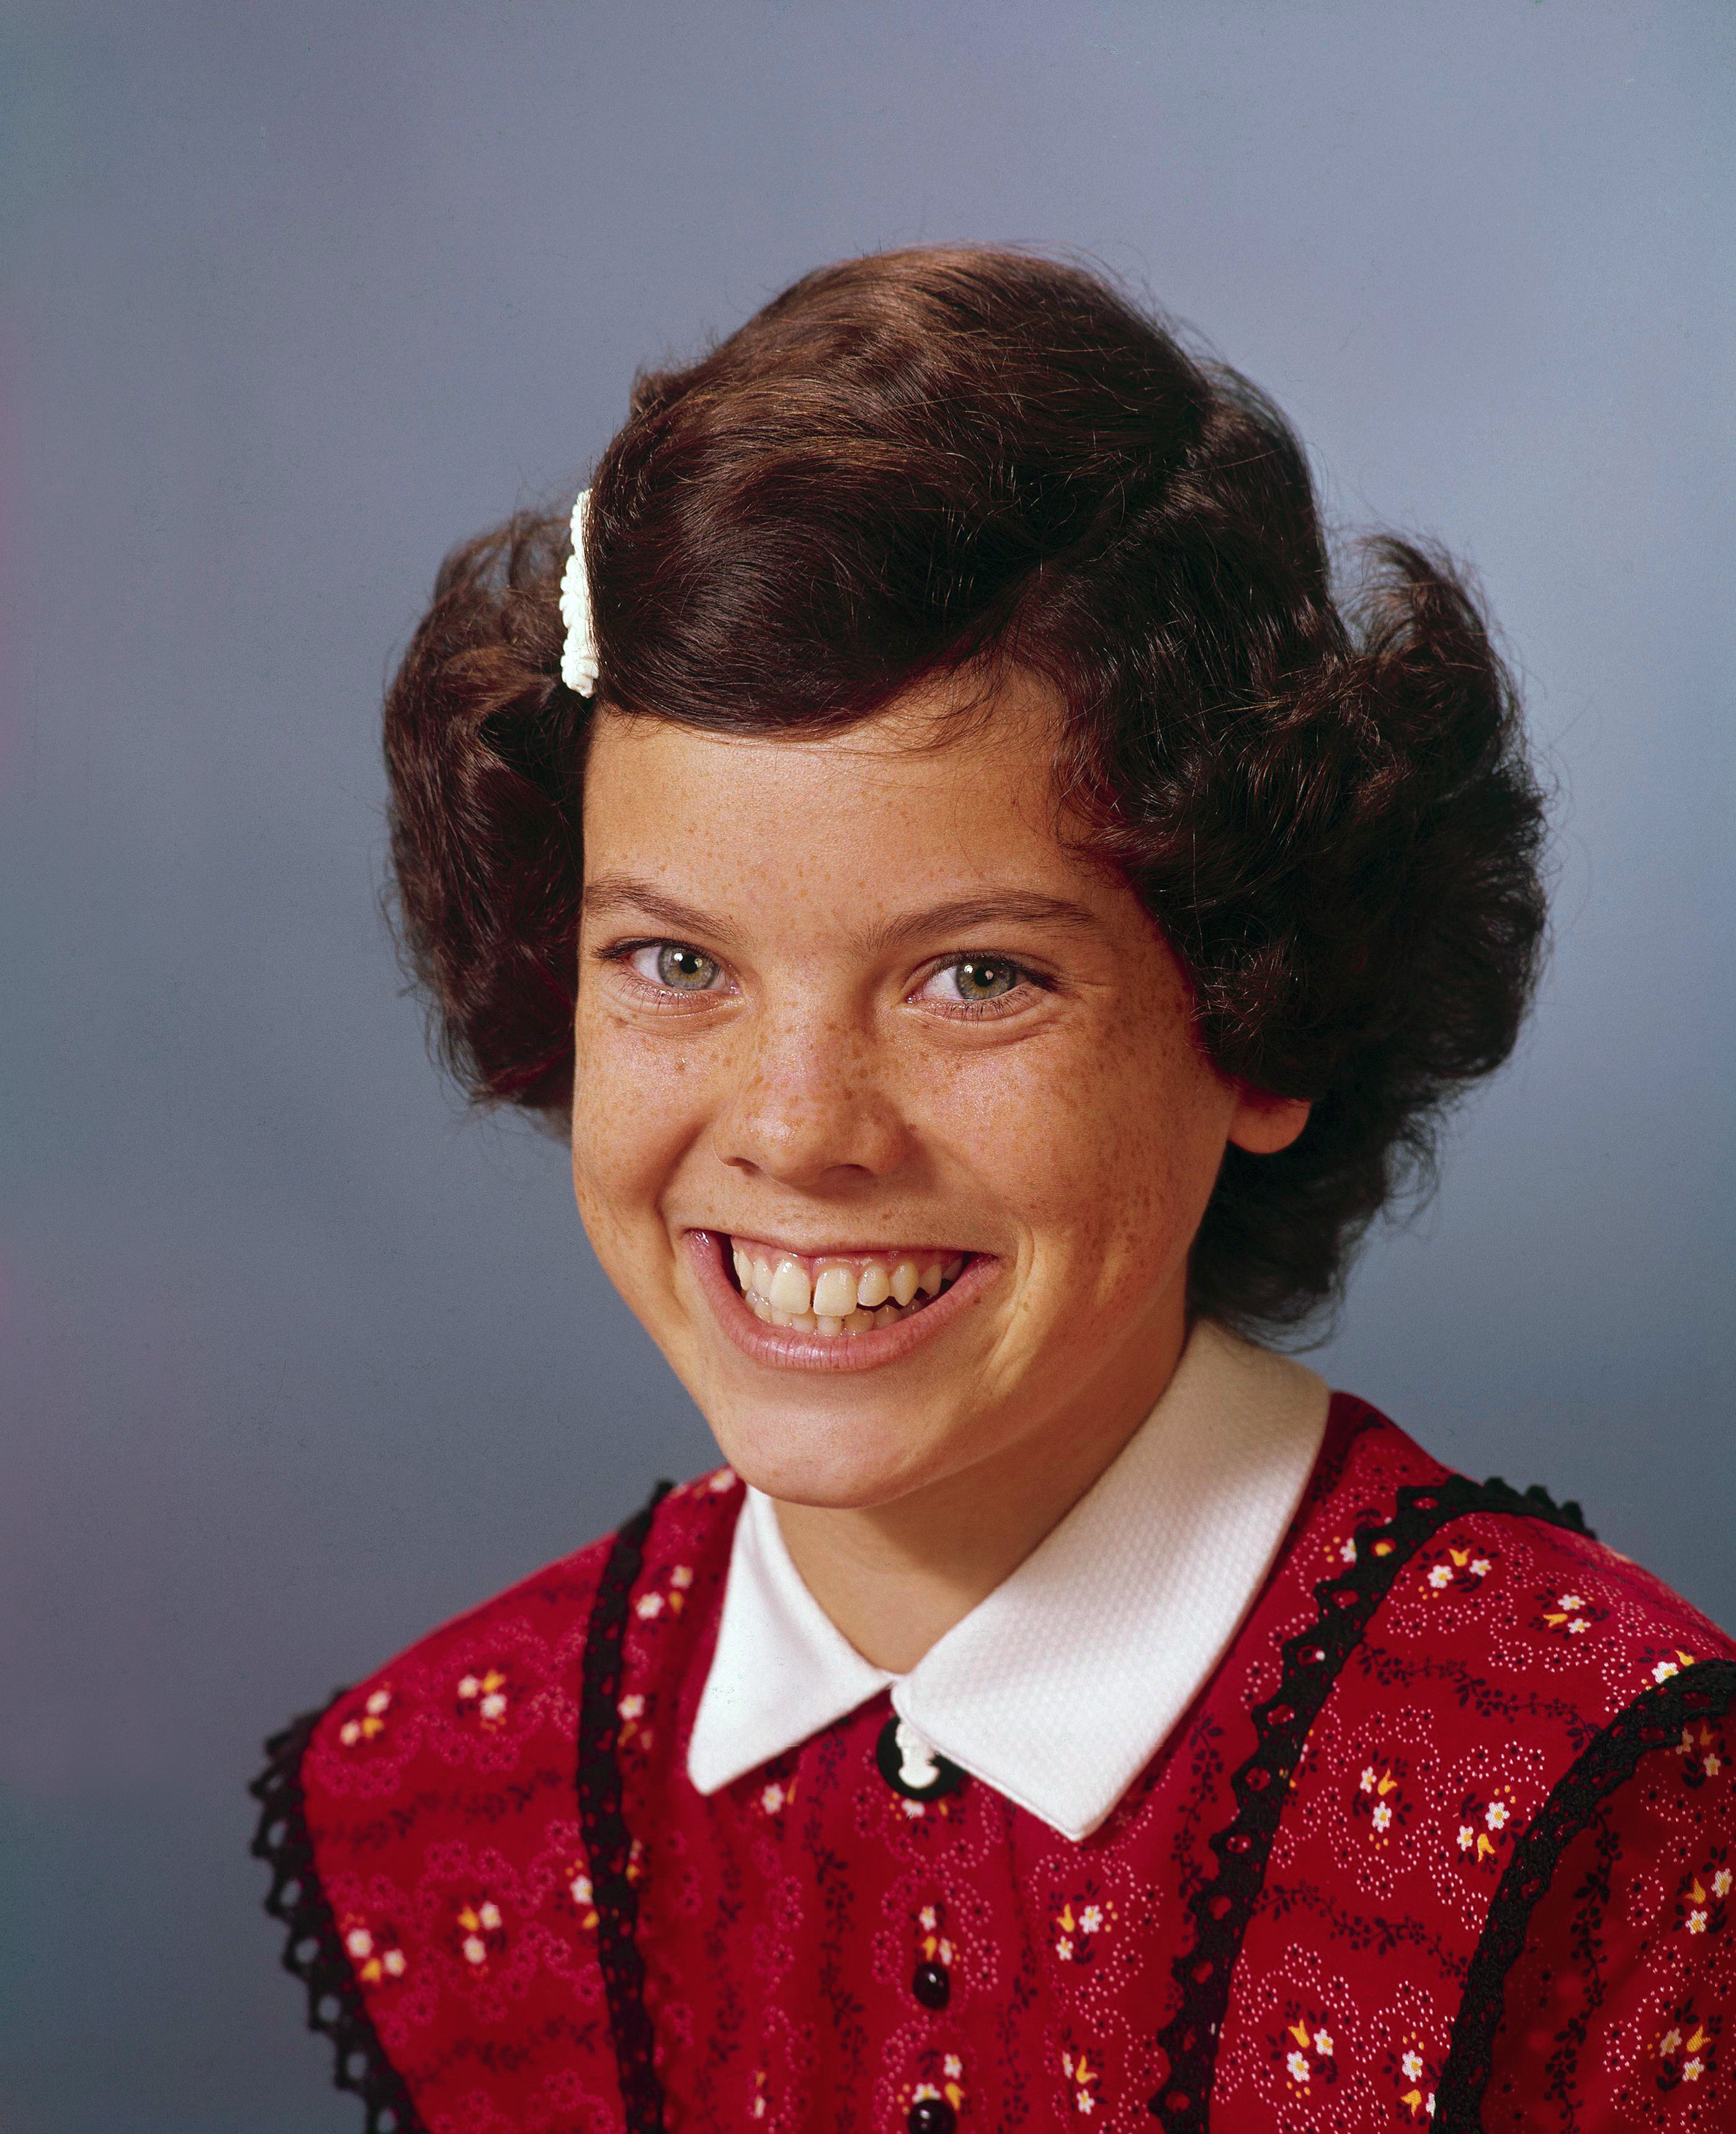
[{"x1": 712, "y1": 1039, "x2": 906, "y2": 1181}]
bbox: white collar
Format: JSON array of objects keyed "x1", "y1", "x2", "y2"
[{"x1": 686, "y1": 1320, "x2": 1329, "y2": 1841}]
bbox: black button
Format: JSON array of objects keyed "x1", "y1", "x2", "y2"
[
  {"x1": 907, "y1": 2101, "x2": 957, "y2": 2134},
  {"x1": 911, "y1": 1960, "x2": 951, "y2": 2009}
]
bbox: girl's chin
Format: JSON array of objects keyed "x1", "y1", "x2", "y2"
[
  {"x1": 705, "y1": 1416, "x2": 960, "y2": 1512},
  {"x1": 680, "y1": 1226, "x2": 1000, "y2": 1378}
]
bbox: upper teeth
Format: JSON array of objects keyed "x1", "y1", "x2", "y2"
[{"x1": 729, "y1": 1241, "x2": 966, "y2": 1336}]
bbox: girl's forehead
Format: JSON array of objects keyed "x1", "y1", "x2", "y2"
[
  {"x1": 578, "y1": 688, "x2": 1106, "y2": 918},
  {"x1": 584, "y1": 683, "x2": 1070, "y2": 848}
]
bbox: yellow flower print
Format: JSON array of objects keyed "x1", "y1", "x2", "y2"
[
  {"x1": 1058, "y1": 2039, "x2": 1104, "y2": 2116},
  {"x1": 455, "y1": 1667, "x2": 509, "y2": 1727},
  {"x1": 1271, "y1": 2008, "x2": 1339, "y2": 2094},
  {"x1": 1384, "y1": 2035, "x2": 1441, "y2": 2122},
  {"x1": 1654, "y1": 1999, "x2": 1722, "y2": 2096},
  {"x1": 908, "y1": 2050, "x2": 967, "y2": 2119},
  {"x1": 1453, "y1": 1785, "x2": 1518, "y2": 1873},
  {"x1": 341, "y1": 1916, "x2": 407, "y2": 1986},
  {"x1": 1050, "y1": 1883, "x2": 1117, "y2": 1964},
  {"x1": 1674, "y1": 1851, "x2": 1730, "y2": 1937},
  {"x1": 453, "y1": 1896, "x2": 506, "y2": 1972},
  {"x1": 1420, "y1": 1544, "x2": 1497, "y2": 1598},
  {"x1": 563, "y1": 1862, "x2": 599, "y2": 1931},
  {"x1": 634, "y1": 1563, "x2": 697, "y2": 1622},
  {"x1": 1676, "y1": 1718, "x2": 1727, "y2": 1786},
  {"x1": 336, "y1": 1685, "x2": 391, "y2": 1747},
  {"x1": 1351, "y1": 1757, "x2": 1411, "y2": 1847}
]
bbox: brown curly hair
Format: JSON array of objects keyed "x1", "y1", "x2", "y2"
[{"x1": 383, "y1": 246, "x2": 1547, "y2": 1336}]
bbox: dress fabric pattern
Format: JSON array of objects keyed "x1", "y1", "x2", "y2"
[{"x1": 254, "y1": 1399, "x2": 1736, "y2": 2132}]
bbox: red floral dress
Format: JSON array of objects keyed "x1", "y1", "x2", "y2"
[{"x1": 254, "y1": 1396, "x2": 1736, "y2": 2130}]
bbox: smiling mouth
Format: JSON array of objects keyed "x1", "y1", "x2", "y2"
[{"x1": 727, "y1": 1237, "x2": 970, "y2": 1338}]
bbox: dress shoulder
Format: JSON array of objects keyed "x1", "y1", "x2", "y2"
[
  {"x1": 1202, "y1": 1399, "x2": 1736, "y2": 2133},
  {"x1": 248, "y1": 1466, "x2": 743, "y2": 2134},
  {"x1": 1482, "y1": 1700, "x2": 1736, "y2": 2130}
]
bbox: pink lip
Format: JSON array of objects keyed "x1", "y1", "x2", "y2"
[{"x1": 682, "y1": 1229, "x2": 997, "y2": 1374}]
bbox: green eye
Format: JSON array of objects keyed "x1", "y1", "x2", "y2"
[
  {"x1": 951, "y1": 958, "x2": 1019, "y2": 1002},
  {"x1": 656, "y1": 944, "x2": 719, "y2": 991}
]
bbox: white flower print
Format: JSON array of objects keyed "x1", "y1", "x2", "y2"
[
  {"x1": 1687, "y1": 1909, "x2": 1708, "y2": 1934},
  {"x1": 1287, "y1": 2050, "x2": 1312, "y2": 2085},
  {"x1": 1402, "y1": 2050, "x2": 1423, "y2": 2081},
  {"x1": 1485, "y1": 1801, "x2": 1510, "y2": 1832},
  {"x1": 1713, "y1": 1870, "x2": 1733, "y2": 1898},
  {"x1": 1372, "y1": 1801, "x2": 1392, "y2": 1832},
  {"x1": 635, "y1": 1592, "x2": 664, "y2": 1619},
  {"x1": 1685, "y1": 2058, "x2": 1705, "y2": 2081},
  {"x1": 346, "y1": 1927, "x2": 374, "y2": 1959},
  {"x1": 1457, "y1": 1825, "x2": 1475, "y2": 1852},
  {"x1": 1360, "y1": 1766, "x2": 1378, "y2": 1793},
  {"x1": 1080, "y1": 1905, "x2": 1103, "y2": 1934},
  {"x1": 1313, "y1": 2029, "x2": 1333, "y2": 2056}
]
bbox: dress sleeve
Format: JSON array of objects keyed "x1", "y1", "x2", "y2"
[{"x1": 1480, "y1": 1713, "x2": 1736, "y2": 2130}]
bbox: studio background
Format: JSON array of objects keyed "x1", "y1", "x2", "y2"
[{"x1": 1, "y1": 4, "x2": 1730, "y2": 2128}]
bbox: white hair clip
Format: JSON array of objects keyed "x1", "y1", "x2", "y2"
[{"x1": 559, "y1": 488, "x2": 599, "y2": 697}]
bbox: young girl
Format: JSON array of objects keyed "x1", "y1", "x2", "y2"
[{"x1": 254, "y1": 249, "x2": 1735, "y2": 2133}]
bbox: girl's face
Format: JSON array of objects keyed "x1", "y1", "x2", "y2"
[{"x1": 571, "y1": 675, "x2": 1306, "y2": 1511}]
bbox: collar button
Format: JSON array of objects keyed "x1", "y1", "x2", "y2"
[{"x1": 877, "y1": 1715, "x2": 967, "y2": 1802}]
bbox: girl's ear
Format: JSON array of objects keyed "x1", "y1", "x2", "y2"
[{"x1": 1225, "y1": 1085, "x2": 1313, "y2": 1156}]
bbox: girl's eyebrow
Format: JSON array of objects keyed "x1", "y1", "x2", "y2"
[
  {"x1": 583, "y1": 876, "x2": 1103, "y2": 952},
  {"x1": 581, "y1": 876, "x2": 743, "y2": 947},
  {"x1": 864, "y1": 893, "x2": 1104, "y2": 953}
]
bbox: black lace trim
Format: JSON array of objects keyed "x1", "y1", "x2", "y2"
[
  {"x1": 249, "y1": 1697, "x2": 430, "y2": 2134},
  {"x1": 1436, "y1": 1656, "x2": 1736, "y2": 2129},
  {"x1": 578, "y1": 1478, "x2": 674, "y2": 2132},
  {"x1": 1147, "y1": 1473, "x2": 1593, "y2": 2125}
]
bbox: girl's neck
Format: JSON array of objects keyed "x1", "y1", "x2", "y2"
[{"x1": 772, "y1": 1304, "x2": 1188, "y2": 1674}]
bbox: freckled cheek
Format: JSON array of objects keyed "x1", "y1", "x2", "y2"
[
  {"x1": 937, "y1": 1018, "x2": 1224, "y2": 1303},
  {"x1": 570, "y1": 1015, "x2": 717, "y2": 1258}
]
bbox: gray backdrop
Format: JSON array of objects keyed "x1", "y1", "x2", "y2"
[{"x1": 1, "y1": 4, "x2": 1730, "y2": 2128}]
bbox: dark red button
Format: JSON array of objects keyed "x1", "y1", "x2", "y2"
[{"x1": 911, "y1": 1960, "x2": 951, "y2": 2009}]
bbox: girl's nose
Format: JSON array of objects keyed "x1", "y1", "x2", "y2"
[{"x1": 710, "y1": 1016, "x2": 910, "y2": 1189}]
